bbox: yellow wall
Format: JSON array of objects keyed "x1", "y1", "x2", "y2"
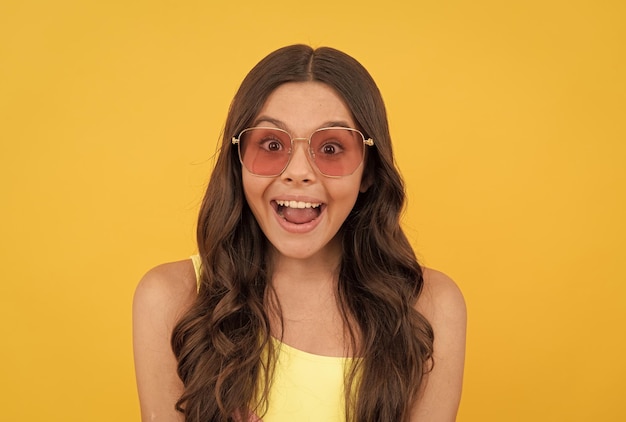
[{"x1": 1, "y1": 0, "x2": 624, "y2": 420}]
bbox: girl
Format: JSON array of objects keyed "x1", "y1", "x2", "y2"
[{"x1": 133, "y1": 44, "x2": 466, "y2": 422}]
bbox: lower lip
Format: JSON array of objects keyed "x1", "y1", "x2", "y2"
[{"x1": 273, "y1": 207, "x2": 324, "y2": 234}]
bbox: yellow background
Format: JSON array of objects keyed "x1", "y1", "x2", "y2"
[{"x1": 1, "y1": 0, "x2": 624, "y2": 420}]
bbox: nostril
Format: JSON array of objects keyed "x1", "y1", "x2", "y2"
[{"x1": 284, "y1": 177, "x2": 311, "y2": 183}]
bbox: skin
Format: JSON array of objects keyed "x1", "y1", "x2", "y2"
[
  {"x1": 242, "y1": 82, "x2": 370, "y2": 355},
  {"x1": 133, "y1": 81, "x2": 467, "y2": 421},
  {"x1": 243, "y1": 82, "x2": 369, "y2": 264}
]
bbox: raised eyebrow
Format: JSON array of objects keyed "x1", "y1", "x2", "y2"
[
  {"x1": 252, "y1": 116, "x2": 286, "y2": 129},
  {"x1": 319, "y1": 121, "x2": 354, "y2": 129},
  {"x1": 252, "y1": 117, "x2": 355, "y2": 132}
]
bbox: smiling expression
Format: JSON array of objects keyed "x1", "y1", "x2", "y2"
[{"x1": 241, "y1": 81, "x2": 370, "y2": 263}]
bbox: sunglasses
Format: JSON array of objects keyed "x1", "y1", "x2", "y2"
[{"x1": 232, "y1": 127, "x2": 374, "y2": 177}]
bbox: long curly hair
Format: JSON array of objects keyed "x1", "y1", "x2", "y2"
[{"x1": 171, "y1": 44, "x2": 434, "y2": 422}]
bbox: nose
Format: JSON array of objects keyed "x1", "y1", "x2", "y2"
[{"x1": 281, "y1": 138, "x2": 316, "y2": 183}]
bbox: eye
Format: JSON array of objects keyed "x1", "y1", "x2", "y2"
[
  {"x1": 321, "y1": 143, "x2": 341, "y2": 155},
  {"x1": 312, "y1": 129, "x2": 355, "y2": 158},
  {"x1": 257, "y1": 134, "x2": 286, "y2": 152},
  {"x1": 318, "y1": 139, "x2": 345, "y2": 156},
  {"x1": 264, "y1": 139, "x2": 282, "y2": 151}
]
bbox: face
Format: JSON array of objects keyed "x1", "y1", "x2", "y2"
[{"x1": 241, "y1": 81, "x2": 370, "y2": 264}]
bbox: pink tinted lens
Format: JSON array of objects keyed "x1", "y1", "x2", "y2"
[
  {"x1": 239, "y1": 128, "x2": 291, "y2": 176},
  {"x1": 310, "y1": 128, "x2": 364, "y2": 176}
]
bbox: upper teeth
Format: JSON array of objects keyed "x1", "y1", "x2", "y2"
[{"x1": 276, "y1": 200, "x2": 321, "y2": 209}]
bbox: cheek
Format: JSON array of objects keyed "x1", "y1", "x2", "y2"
[
  {"x1": 328, "y1": 178, "x2": 363, "y2": 212},
  {"x1": 242, "y1": 174, "x2": 273, "y2": 221}
]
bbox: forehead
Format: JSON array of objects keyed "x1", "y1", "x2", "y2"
[{"x1": 254, "y1": 81, "x2": 356, "y2": 133}]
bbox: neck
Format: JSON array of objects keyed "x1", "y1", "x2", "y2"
[
  {"x1": 266, "y1": 246, "x2": 353, "y2": 356},
  {"x1": 269, "y1": 236, "x2": 341, "y2": 285},
  {"x1": 266, "y1": 237, "x2": 342, "y2": 325}
]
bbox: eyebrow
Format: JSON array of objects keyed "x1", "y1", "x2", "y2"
[{"x1": 252, "y1": 116, "x2": 354, "y2": 130}]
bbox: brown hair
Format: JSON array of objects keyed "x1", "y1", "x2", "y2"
[{"x1": 171, "y1": 44, "x2": 434, "y2": 421}]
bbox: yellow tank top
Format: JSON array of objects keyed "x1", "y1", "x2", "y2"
[{"x1": 190, "y1": 255, "x2": 351, "y2": 421}]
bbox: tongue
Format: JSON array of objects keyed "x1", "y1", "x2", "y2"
[{"x1": 281, "y1": 207, "x2": 319, "y2": 224}]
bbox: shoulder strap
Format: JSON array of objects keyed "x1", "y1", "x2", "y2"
[{"x1": 190, "y1": 254, "x2": 202, "y2": 292}]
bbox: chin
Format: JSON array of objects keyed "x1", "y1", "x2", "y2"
[
  {"x1": 272, "y1": 243, "x2": 320, "y2": 260},
  {"x1": 268, "y1": 234, "x2": 342, "y2": 264}
]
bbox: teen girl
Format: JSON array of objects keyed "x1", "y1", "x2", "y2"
[{"x1": 133, "y1": 44, "x2": 466, "y2": 422}]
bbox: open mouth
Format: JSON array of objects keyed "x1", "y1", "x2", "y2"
[{"x1": 272, "y1": 200, "x2": 323, "y2": 224}]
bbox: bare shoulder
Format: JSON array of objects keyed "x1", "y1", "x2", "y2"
[
  {"x1": 411, "y1": 268, "x2": 467, "y2": 421},
  {"x1": 133, "y1": 259, "x2": 197, "y2": 326},
  {"x1": 136, "y1": 259, "x2": 197, "y2": 295},
  {"x1": 133, "y1": 259, "x2": 197, "y2": 421},
  {"x1": 416, "y1": 267, "x2": 466, "y2": 322}
]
